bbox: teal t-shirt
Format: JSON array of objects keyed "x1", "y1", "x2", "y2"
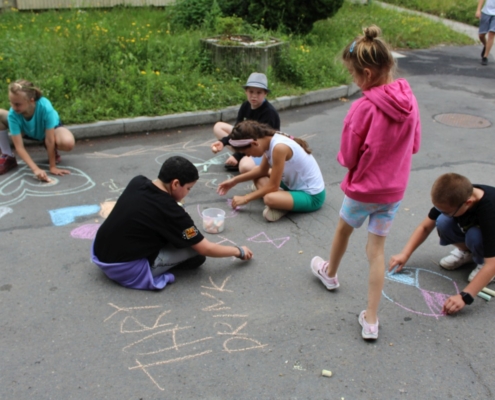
[{"x1": 8, "y1": 97, "x2": 60, "y2": 141}]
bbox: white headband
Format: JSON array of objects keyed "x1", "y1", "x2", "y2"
[{"x1": 229, "y1": 138, "x2": 254, "y2": 147}]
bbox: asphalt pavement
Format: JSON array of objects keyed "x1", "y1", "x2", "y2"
[{"x1": 1, "y1": 43, "x2": 495, "y2": 399}]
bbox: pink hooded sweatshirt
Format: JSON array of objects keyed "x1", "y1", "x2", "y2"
[{"x1": 337, "y1": 78, "x2": 421, "y2": 203}]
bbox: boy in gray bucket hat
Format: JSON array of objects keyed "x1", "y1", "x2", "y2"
[{"x1": 211, "y1": 72, "x2": 280, "y2": 173}]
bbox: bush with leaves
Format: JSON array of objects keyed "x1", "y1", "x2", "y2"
[{"x1": 235, "y1": 0, "x2": 344, "y2": 34}]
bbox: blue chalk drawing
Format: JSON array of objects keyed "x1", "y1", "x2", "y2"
[
  {"x1": 0, "y1": 164, "x2": 95, "y2": 207},
  {"x1": 49, "y1": 205, "x2": 101, "y2": 226}
]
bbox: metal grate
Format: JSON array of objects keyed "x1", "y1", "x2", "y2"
[{"x1": 433, "y1": 113, "x2": 491, "y2": 129}]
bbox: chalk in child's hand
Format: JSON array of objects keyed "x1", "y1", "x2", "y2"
[
  {"x1": 212, "y1": 145, "x2": 218, "y2": 152},
  {"x1": 390, "y1": 264, "x2": 399, "y2": 274}
]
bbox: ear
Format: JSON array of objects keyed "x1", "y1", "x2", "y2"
[
  {"x1": 170, "y1": 179, "x2": 181, "y2": 190},
  {"x1": 363, "y1": 68, "x2": 373, "y2": 81}
]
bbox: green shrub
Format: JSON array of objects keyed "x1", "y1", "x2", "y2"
[{"x1": 246, "y1": 0, "x2": 345, "y2": 34}]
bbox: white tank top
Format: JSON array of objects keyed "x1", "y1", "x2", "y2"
[{"x1": 264, "y1": 133, "x2": 325, "y2": 195}]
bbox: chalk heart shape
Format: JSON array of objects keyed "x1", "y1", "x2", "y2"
[{"x1": 0, "y1": 164, "x2": 95, "y2": 207}]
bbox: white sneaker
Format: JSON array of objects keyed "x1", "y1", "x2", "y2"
[
  {"x1": 310, "y1": 256, "x2": 340, "y2": 290},
  {"x1": 262, "y1": 206, "x2": 288, "y2": 222},
  {"x1": 358, "y1": 311, "x2": 378, "y2": 340},
  {"x1": 468, "y1": 264, "x2": 495, "y2": 283},
  {"x1": 439, "y1": 248, "x2": 473, "y2": 270}
]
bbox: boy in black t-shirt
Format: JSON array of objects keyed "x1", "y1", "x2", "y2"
[
  {"x1": 92, "y1": 156, "x2": 253, "y2": 290},
  {"x1": 211, "y1": 72, "x2": 280, "y2": 173},
  {"x1": 389, "y1": 173, "x2": 495, "y2": 315}
]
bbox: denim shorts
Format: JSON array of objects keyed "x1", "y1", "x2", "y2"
[
  {"x1": 479, "y1": 13, "x2": 495, "y2": 34},
  {"x1": 340, "y1": 195, "x2": 400, "y2": 236}
]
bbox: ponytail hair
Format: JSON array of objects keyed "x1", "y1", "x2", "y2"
[
  {"x1": 342, "y1": 25, "x2": 395, "y2": 82},
  {"x1": 9, "y1": 79, "x2": 42, "y2": 101},
  {"x1": 229, "y1": 120, "x2": 312, "y2": 154}
]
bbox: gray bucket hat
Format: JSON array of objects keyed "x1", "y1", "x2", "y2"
[{"x1": 242, "y1": 72, "x2": 270, "y2": 92}]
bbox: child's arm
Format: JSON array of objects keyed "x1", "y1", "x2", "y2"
[
  {"x1": 44, "y1": 128, "x2": 70, "y2": 176},
  {"x1": 217, "y1": 158, "x2": 269, "y2": 196},
  {"x1": 231, "y1": 145, "x2": 288, "y2": 208},
  {"x1": 11, "y1": 135, "x2": 51, "y2": 182},
  {"x1": 337, "y1": 124, "x2": 364, "y2": 170},
  {"x1": 192, "y1": 238, "x2": 253, "y2": 260},
  {"x1": 388, "y1": 216, "x2": 436, "y2": 272},
  {"x1": 443, "y1": 257, "x2": 495, "y2": 314},
  {"x1": 476, "y1": 0, "x2": 485, "y2": 18}
]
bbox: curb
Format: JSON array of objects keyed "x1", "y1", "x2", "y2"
[{"x1": 67, "y1": 84, "x2": 360, "y2": 140}]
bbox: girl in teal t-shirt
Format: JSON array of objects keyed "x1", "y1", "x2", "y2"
[{"x1": 0, "y1": 79, "x2": 75, "y2": 181}]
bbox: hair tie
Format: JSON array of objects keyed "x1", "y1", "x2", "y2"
[
  {"x1": 229, "y1": 138, "x2": 254, "y2": 147},
  {"x1": 349, "y1": 41, "x2": 356, "y2": 53},
  {"x1": 278, "y1": 131, "x2": 294, "y2": 140}
]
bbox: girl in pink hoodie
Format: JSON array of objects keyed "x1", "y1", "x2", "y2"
[{"x1": 310, "y1": 25, "x2": 421, "y2": 340}]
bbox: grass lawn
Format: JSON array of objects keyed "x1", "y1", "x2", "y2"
[
  {"x1": 0, "y1": 1, "x2": 473, "y2": 124},
  {"x1": 377, "y1": 0, "x2": 479, "y2": 26}
]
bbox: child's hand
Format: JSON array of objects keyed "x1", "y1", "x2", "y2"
[
  {"x1": 239, "y1": 246, "x2": 253, "y2": 260},
  {"x1": 49, "y1": 166, "x2": 71, "y2": 176},
  {"x1": 211, "y1": 141, "x2": 224, "y2": 153},
  {"x1": 34, "y1": 168, "x2": 51, "y2": 182},
  {"x1": 388, "y1": 253, "x2": 408, "y2": 273},
  {"x1": 217, "y1": 179, "x2": 235, "y2": 196},
  {"x1": 442, "y1": 294, "x2": 465, "y2": 315},
  {"x1": 231, "y1": 195, "x2": 248, "y2": 208}
]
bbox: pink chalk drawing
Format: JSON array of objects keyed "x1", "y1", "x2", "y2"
[
  {"x1": 71, "y1": 223, "x2": 101, "y2": 240},
  {"x1": 247, "y1": 232, "x2": 290, "y2": 249},
  {"x1": 383, "y1": 267, "x2": 460, "y2": 319},
  {"x1": 214, "y1": 236, "x2": 237, "y2": 246}
]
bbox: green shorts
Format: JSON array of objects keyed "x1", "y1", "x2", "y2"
[{"x1": 280, "y1": 182, "x2": 326, "y2": 213}]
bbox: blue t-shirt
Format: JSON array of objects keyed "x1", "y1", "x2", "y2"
[{"x1": 8, "y1": 97, "x2": 60, "y2": 141}]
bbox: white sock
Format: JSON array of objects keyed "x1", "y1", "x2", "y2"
[{"x1": 0, "y1": 130, "x2": 13, "y2": 156}]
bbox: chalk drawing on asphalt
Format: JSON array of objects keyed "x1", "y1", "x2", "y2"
[
  {"x1": 104, "y1": 275, "x2": 267, "y2": 391},
  {"x1": 0, "y1": 206, "x2": 13, "y2": 219},
  {"x1": 0, "y1": 164, "x2": 95, "y2": 207},
  {"x1": 247, "y1": 232, "x2": 290, "y2": 249},
  {"x1": 86, "y1": 139, "x2": 217, "y2": 159},
  {"x1": 71, "y1": 223, "x2": 101, "y2": 239},
  {"x1": 382, "y1": 267, "x2": 460, "y2": 319}
]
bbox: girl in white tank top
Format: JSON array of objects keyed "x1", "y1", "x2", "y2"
[{"x1": 217, "y1": 120, "x2": 326, "y2": 222}]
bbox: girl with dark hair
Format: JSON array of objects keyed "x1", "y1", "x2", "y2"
[{"x1": 217, "y1": 120, "x2": 325, "y2": 222}]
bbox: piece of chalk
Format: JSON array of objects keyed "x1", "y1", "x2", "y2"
[
  {"x1": 477, "y1": 291, "x2": 491, "y2": 301},
  {"x1": 389, "y1": 265, "x2": 400, "y2": 275},
  {"x1": 321, "y1": 369, "x2": 332, "y2": 377},
  {"x1": 203, "y1": 165, "x2": 207, "y2": 172},
  {"x1": 482, "y1": 287, "x2": 495, "y2": 297}
]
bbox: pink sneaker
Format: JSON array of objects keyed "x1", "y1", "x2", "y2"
[
  {"x1": 310, "y1": 256, "x2": 339, "y2": 290},
  {"x1": 0, "y1": 154, "x2": 18, "y2": 175},
  {"x1": 358, "y1": 310, "x2": 379, "y2": 340}
]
